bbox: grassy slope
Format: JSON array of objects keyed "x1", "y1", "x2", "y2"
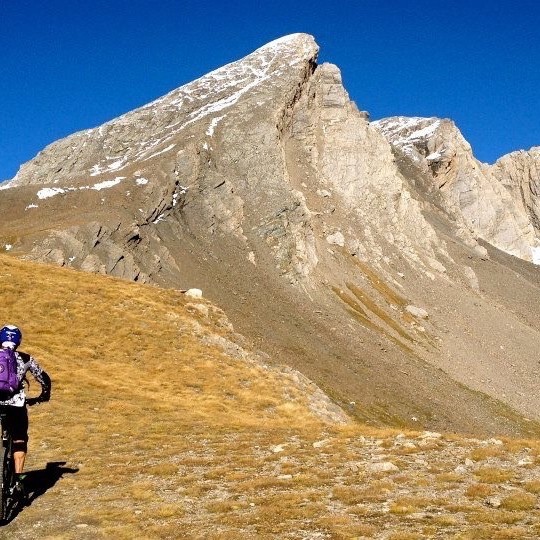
[{"x1": 0, "y1": 254, "x2": 539, "y2": 539}]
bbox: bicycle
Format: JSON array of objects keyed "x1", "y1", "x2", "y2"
[{"x1": 0, "y1": 398, "x2": 40, "y2": 523}]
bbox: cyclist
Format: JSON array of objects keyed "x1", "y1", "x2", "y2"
[{"x1": 0, "y1": 325, "x2": 51, "y2": 492}]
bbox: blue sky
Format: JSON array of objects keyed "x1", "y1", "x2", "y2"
[{"x1": 1, "y1": 0, "x2": 539, "y2": 181}]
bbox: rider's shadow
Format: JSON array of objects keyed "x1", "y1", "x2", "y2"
[{"x1": 24, "y1": 461, "x2": 78, "y2": 506}]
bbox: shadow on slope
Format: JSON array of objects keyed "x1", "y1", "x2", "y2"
[{"x1": 24, "y1": 461, "x2": 79, "y2": 508}]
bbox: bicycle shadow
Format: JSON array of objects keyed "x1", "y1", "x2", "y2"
[
  {"x1": 24, "y1": 461, "x2": 79, "y2": 506},
  {"x1": 2, "y1": 461, "x2": 78, "y2": 525}
]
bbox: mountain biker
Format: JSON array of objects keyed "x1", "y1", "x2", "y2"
[{"x1": 0, "y1": 325, "x2": 51, "y2": 491}]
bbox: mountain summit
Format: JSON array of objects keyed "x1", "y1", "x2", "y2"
[{"x1": 2, "y1": 34, "x2": 540, "y2": 436}]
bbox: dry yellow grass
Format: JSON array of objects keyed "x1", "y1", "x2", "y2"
[
  {"x1": 524, "y1": 479, "x2": 540, "y2": 493},
  {"x1": 500, "y1": 491, "x2": 537, "y2": 511},
  {"x1": 467, "y1": 510, "x2": 525, "y2": 525},
  {"x1": 469, "y1": 446, "x2": 506, "y2": 461},
  {"x1": 465, "y1": 483, "x2": 495, "y2": 499},
  {"x1": 389, "y1": 495, "x2": 432, "y2": 515},
  {"x1": 437, "y1": 472, "x2": 465, "y2": 484},
  {"x1": 387, "y1": 532, "x2": 422, "y2": 540},
  {"x1": 473, "y1": 467, "x2": 515, "y2": 483},
  {"x1": 0, "y1": 253, "x2": 539, "y2": 539}
]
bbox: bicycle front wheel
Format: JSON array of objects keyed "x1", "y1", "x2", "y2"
[{"x1": 0, "y1": 438, "x2": 14, "y2": 522}]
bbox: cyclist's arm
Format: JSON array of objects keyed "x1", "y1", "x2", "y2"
[{"x1": 25, "y1": 355, "x2": 51, "y2": 403}]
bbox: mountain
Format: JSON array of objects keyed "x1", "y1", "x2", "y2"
[{"x1": 2, "y1": 33, "x2": 540, "y2": 437}]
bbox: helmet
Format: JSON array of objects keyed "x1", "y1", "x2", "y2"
[{"x1": 0, "y1": 325, "x2": 22, "y2": 349}]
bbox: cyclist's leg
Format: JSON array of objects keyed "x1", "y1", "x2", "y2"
[
  {"x1": 5, "y1": 407, "x2": 28, "y2": 475},
  {"x1": 12, "y1": 441, "x2": 27, "y2": 475}
]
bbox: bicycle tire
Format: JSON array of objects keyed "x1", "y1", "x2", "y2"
[{"x1": 0, "y1": 437, "x2": 14, "y2": 522}]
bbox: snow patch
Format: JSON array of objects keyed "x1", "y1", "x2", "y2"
[
  {"x1": 184, "y1": 73, "x2": 271, "y2": 127},
  {"x1": 407, "y1": 122, "x2": 441, "y2": 140},
  {"x1": 91, "y1": 177, "x2": 124, "y2": 191},
  {"x1": 35, "y1": 177, "x2": 124, "y2": 201},
  {"x1": 206, "y1": 115, "x2": 225, "y2": 136},
  {"x1": 373, "y1": 117, "x2": 441, "y2": 145},
  {"x1": 135, "y1": 178, "x2": 149, "y2": 186},
  {"x1": 37, "y1": 187, "x2": 66, "y2": 199},
  {"x1": 90, "y1": 158, "x2": 127, "y2": 177},
  {"x1": 107, "y1": 159, "x2": 125, "y2": 170},
  {"x1": 142, "y1": 144, "x2": 176, "y2": 161},
  {"x1": 531, "y1": 245, "x2": 540, "y2": 265}
]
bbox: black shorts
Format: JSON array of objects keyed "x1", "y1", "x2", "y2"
[{"x1": 0, "y1": 406, "x2": 28, "y2": 442}]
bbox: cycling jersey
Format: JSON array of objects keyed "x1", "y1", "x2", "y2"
[{"x1": 0, "y1": 351, "x2": 51, "y2": 407}]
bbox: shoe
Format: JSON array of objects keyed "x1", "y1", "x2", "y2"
[
  {"x1": 11, "y1": 480, "x2": 25, "y2": 501},
  {"x1": 16, "y1": 474, "x2": 26, "y2": 484}
]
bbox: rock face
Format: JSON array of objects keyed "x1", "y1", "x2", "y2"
[
  {"x1": 491, "y1": 147, "x2": 540, "y2": 260},
  {"x1": 2, "y1": 34, "x2": 540, "y2": 437},
  {"x1": 373, "y1": 117, "x2": 538, "y2": 260},
  {"x1": 284, "y1": 65, "x2": 453, "y2": 276}
]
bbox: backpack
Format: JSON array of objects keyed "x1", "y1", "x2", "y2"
[{"x1": 0, "y1": 348, "x2": 19, "y2": 398}]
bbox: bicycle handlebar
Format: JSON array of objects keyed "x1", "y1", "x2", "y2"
[{"x1": 26, "y1": 397, "x2": 44, "y2": 406}]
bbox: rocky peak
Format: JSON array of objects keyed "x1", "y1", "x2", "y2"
[
  {"x1": 372, "y1": 116, "x2": 463, "y2": 169},
  {"x1": 290, "y1": 69, "x2": 453, "y2": 275},
  {"x1": 7, "y1": 33, "x2": 319, "y2": 189},
  {"x1": 4, "y1": 33, "x2": 457, "y2": 285},
  {"x1": 374, "y1": 116, "x2": 537, "y2": 261}
]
